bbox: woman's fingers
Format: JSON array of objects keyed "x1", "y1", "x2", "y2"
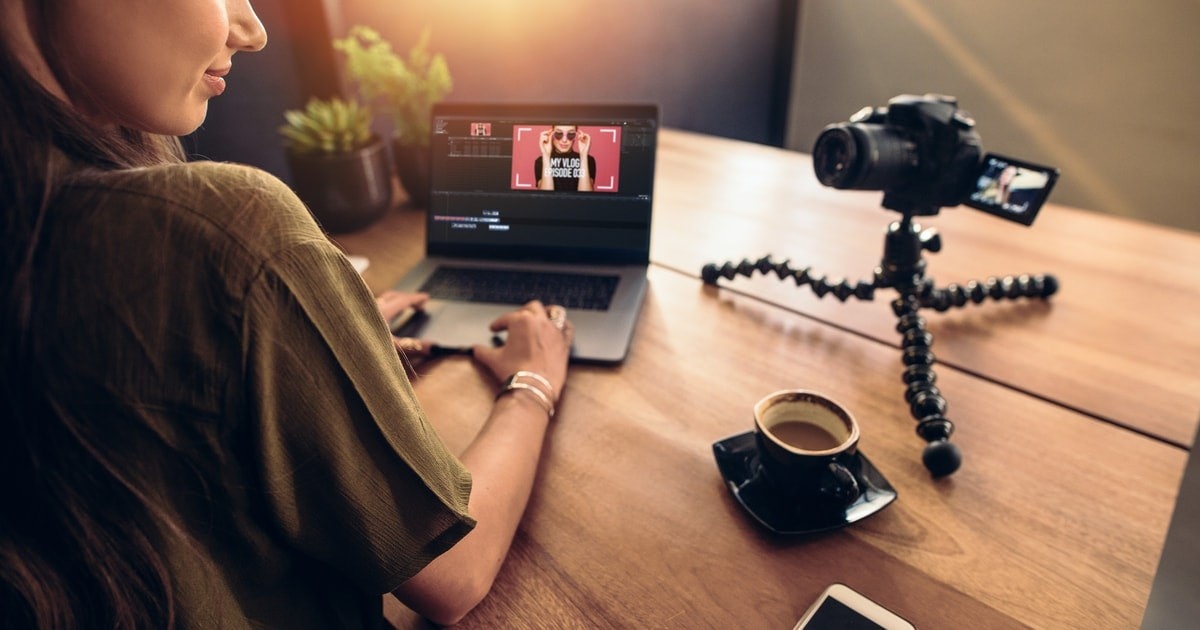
[
  {"x1": 489, "y1": 300, "x2": 546, "y2": 332},
  {"x1": 376, "y1": 290, "x2": 429, "y2": 316}
]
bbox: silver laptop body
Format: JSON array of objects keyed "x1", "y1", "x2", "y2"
[{"x1": 392, "y1": 103, "x2": 659, "y2": 364}]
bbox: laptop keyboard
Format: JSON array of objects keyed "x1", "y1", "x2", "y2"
[{"x1": 419, "y1": 266, "x2": 619, "y2": 311}]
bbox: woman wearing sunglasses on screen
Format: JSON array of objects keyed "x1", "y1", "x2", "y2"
[
  {"x1": 0, "y1": 0, "x2": 573, "y2": 628},
  {"x1": 536, "y1": 123, "x2": 595, "y2": 191}
]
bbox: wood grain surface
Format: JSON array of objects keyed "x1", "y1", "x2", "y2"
[
  {"x1": 651, "y1": 130, "x2": 1200, "y2": 448},
  {"x1": 329, "y1": 131, "x2": 1194, "y2": 628}
]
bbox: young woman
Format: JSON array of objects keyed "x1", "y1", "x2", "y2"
[
  {"x1": 536, "y1": 123, "x2": 595, "y2": 191},
  {"x1": 0, "y1": 1, "x2": 573, "y2": 628}
]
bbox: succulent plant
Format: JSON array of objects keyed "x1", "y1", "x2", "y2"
[{"x1": 278, "y1": 97, "x2": 373, "y2": 155}]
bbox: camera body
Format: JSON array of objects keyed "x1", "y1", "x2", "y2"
[{"x1": 812, "y1": 94, "x2": 1058, "y2": 225}]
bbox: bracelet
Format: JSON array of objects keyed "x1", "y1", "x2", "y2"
[
  {"x1": 509, "y1": 370, "x2": 554, "y2": 395},
  {"x1": 496, "y1": 382, "x2": 555, "y2": 419},
  {"x1": 496, "y1": 370, "x2": 557, "y2": 419}
]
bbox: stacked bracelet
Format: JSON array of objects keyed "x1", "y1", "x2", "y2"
[{"x1": 496, "y1": 370, "x2": 557, "y2": 419}]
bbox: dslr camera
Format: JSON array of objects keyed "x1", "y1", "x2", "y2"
[{"x1": 812, "y1": 94, "x2": 1058, "y2": 225}]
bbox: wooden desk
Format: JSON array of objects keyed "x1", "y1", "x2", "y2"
[
  {"x1": 652, "y1": 130, "x2": 1200, "y2": 449},
  {"x1": 331, "y1": 130, "x2": 1194, "y2": 628}
]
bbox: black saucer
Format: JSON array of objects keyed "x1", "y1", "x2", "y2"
[{"x1": 712, "y1": 431, "x2": 897, "y2": 535}]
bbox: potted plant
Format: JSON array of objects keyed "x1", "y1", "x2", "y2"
[
  {"x1": 279, "y1": 96, "x2": 393, "y2": 233},
  {"x1": 335, "y1": 26, "x2": 453, "y2": 209}
]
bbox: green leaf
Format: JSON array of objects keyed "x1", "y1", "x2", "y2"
[
  {"x1": 279, "y1": 95, "x2": 373, "y2": 154},
  {"x1": 333, "y1": 24, "x2": 452, "y2": 146}
]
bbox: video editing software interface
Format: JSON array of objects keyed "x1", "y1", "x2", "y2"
[{"x1": 428, "y1": 106, "x2": 657, "y2": 264}]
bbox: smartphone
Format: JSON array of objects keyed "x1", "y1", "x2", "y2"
[
  {"x1": 793, "y1": 583, "x2": 915, "y2": 630},
  {"x1": 963, "y1": 152, "x2": 1060, "y2": 226}
]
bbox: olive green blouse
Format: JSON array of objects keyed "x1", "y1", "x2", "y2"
[{"x1": 33, "y1": 161, "x2": 474, "y2": 628}]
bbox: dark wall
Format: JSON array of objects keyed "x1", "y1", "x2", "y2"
[
  {"x1": 336, "y1": 0, "x2": 799, "y2": 147},
  {"x1": 786, "y1": 0, "x2": 1200, "y2": 232},
  {"x1": 183, "y1": 0, "x2": 800, "y2": 179},
  {"x1": 182, "y1": 0, "x2": 340, "y2": 184}
]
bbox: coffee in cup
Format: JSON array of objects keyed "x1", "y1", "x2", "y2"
[{"x1": 753, "y1": 390, "x2": 861, "y2": 505}]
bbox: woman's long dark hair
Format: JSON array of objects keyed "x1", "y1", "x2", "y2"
[{"x1": 2, "y1": 2, "x2": 185, "y2": 627}]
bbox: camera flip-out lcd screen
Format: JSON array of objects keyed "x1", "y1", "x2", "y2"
[{"x1": 965, "y1": 153, "x2": 1060, "y2": 226}]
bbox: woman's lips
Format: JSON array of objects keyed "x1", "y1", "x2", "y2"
[{"x1": 203, "y1": 67, "x2": 230, "y2": 96}]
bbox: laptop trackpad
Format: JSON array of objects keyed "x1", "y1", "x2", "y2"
[{"x1": 396, "y1": 301, "x2": 512, "y2": 351}]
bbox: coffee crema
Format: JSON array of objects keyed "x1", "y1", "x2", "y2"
[{"x1": 769, "y1": 420, "x2": 844, "y2": 451}]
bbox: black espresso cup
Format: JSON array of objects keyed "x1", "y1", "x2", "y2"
[{"x1": 753, "y1": 390, "x2": 862, "y2": 506}]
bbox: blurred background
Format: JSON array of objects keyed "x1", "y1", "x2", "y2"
[{"x1": 186, "y1": 0, "x2": 1200, "y2": 233}]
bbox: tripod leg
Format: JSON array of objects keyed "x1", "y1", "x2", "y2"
[
  {"x1": 701, "y1": 255, "x2": 879, "y2": 301},
  {"x1": 894, "y1": 296, "x2": 962, "y2": 476},
  {"x1": 921, "y1": 274, "x2": 1058, "y2": 312}
]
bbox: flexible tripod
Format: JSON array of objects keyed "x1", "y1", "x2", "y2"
[{"x1": 701, "y1": 210, "x2": 1058, "y2": 477}]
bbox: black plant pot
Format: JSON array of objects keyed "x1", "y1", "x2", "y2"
[
  {"x1": 391, "y1": 140, "x2": 431, "y2": 209},
  {"x1": 286, "y1": 137, "x2": 393, "y2": 233}
]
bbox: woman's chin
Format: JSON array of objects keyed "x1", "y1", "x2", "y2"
[{"x1": 159, "y1": 103, "x2": 209, "y2": 137}]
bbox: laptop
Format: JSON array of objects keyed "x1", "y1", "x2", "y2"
[{"x1": 391, "y1": 103, "x2": 659, "y2": 364}]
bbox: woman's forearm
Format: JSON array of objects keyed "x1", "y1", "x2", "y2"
[{"x1": 391, "y1": 392, "x2": 552, "y2": 625}]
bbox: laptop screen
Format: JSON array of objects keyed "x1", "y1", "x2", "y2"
[{"x1": 427, "y1": 103, "x2": 659, "y2": 265}]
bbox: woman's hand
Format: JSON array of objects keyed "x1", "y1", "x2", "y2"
[
  {"x1": 375, "y1": 289, "x2": 429, "y2": 324},
  {"x1": 472, "y1": 301, "x2": 573, "y2": 398},
  {"x1": 538, "y1": 129, "x2": 553, "y2": 160},
  {"x1": 376, "y1": 290, "x2": 438, "y2": 360},
  {"x1": 576, "y1": 130, "x2": 590, "y2": 157}
]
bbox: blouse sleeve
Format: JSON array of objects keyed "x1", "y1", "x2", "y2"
[{"x1": 240, "y1": 226, "x2": 475, "y2": 593}]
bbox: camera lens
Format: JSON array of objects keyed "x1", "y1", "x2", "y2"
[
  {"x1": 812, "y1": 123, "x2": 918, "y2": 191},
  {"x1": 812, "y1": 125, "x2": 859, "y2": 188}
]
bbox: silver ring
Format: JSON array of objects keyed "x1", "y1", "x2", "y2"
[{"x1": 547, "y1": 305, "x2": 567, "y2": 330}]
